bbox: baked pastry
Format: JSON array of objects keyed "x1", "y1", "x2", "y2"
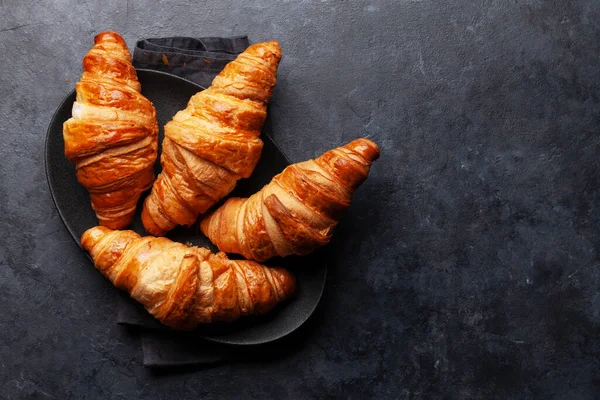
[
  {"x1": 63, "y1": 31, "x2": 158, "y2": 229},
  {"x1": 200, "y1": 138, "x2": 380, "y2": 261},
  {"x1": 81, "y1": 226, "x2": 296, "y2": 330},
  {"x1": 141, "y1": 41, "x2": 282, "y2": 236}
]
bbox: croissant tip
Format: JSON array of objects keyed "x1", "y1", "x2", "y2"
[
  {"x1": 272, "y1": 268, "x2": 297, "y2": 299},
  {"x1": 199, "y1": 217, "x2": 210, "y2": 236},
  {"x1": 81, "y1": 226, "x2": 112, "y2": 250},
  {"x1": 251, "y1": 40, "x2": 282, "y2": 59},
  {"x1": 141, "y1": 206, "x2": 169, "y2": 237},
  {"x1": 266, "y1": 40, "x2": 281, "y2": 50},
  {"x1": 345, "y1": 138, "x2": 380, "y2": 162},
  {"x1": 94, "y1": 31, "x2": 126, "y2": 46}
]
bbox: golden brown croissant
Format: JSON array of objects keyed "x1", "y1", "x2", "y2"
[
  {"x1": 200, "y1": 138, "x2": 380, "y2": 261},
  {"x1": 81, "y1": 226, "x2": 296, "y2": 330},
  {"x1": 141, "y1": 41, "x2": 282, "y2": 236},
  {"x1": 63, "y1": 31, "x2": 159, "y2": 229}
]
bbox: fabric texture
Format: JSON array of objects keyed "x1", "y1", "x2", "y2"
[{"x1": 133, "y1": 36, "x2": 250, "y2": 87}]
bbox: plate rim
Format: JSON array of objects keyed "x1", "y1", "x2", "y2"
[{"x1": 45, "y1": 68, "x2": 327, "y2": 345}]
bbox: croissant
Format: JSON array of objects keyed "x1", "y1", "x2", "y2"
[
  {"x1": 63, "y1": 31, "x2": 159, "y2": 229},
  {"x1": 141, "y1": 41, "x2": 282, "y2": 236},
  {"x1": 200, "y1": 138, "x2": 380, "y2": 261},
  {"x1": 81, "y1": 226, "x2": 296, "y2": 330}
]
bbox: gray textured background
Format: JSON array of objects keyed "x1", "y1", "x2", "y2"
[{"x1": 1, "y1": 0, "x2": 600, "y2": 398}]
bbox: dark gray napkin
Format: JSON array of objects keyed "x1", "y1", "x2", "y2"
[
  {"x1": 133, "y1": 36, "x2": 250, "y2": 87},
  {"x1": 125, "y1": 35, "x2": 250, "y2": 368},
  {"x1": 142, "y1": 330, "x2": 232, "y2": 368}
]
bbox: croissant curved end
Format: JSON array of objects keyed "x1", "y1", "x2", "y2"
[
  {"x1": 272, "y1": 267, "x2": 297, "y2": 299},
  {"x1": 81, "y1": 226, "x2": 109, "y2": 252},
  {"x1": 140, "y1": 201, "x2": 169, "y2": 237},
  {"x1": 94, "y1": 31, "x2": 127, "y2": 46},
  {"x1": 246, "y1": 40, "x2": 282, "y2": 62},
  {"x1": 344, "y1": 138, "x2": 381, "y2": 163},
  {"x1": 262, "y1": 40, "x2": 281, "y2": 54}
]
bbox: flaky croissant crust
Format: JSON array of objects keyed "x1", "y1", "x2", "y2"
[
  {"x1": 63, "y1": 31, "x2": 158, "y2": 229},
  {"x1": 141, "y1": 41, "x2": 282, "y2": 237},
  {"x1": 200, "y1": 138, "x2": 380, "y2": 262},
  {"x1": 81, "y1": 226, "x2": 296, "y2": 330}
]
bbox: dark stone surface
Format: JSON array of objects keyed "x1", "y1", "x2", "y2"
[{"x1": 0, "y1": 0, "x2": 599, "y2": 398}]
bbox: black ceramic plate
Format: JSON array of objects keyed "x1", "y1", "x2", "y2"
[{"x1": 45, "y1": 69, "x2": 327, "y2": 345}]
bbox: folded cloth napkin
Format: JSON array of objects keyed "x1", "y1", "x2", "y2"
[
  {"x1": 133, "y1": 35, "x2": 250, "y2": 88},
  {"x1": 142, "y1": 330, "x2": 233, "y2": 368},
  {"x1": 125, "y1": 35, "x2": 251, "y2": 368},
  {"x1": 117, "y1": 295, "x2": 234, "y2": 367}
]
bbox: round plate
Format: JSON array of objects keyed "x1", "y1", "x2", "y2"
[{"x1": 45, "y1": 69, "x2": 327, "y2": 345}]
